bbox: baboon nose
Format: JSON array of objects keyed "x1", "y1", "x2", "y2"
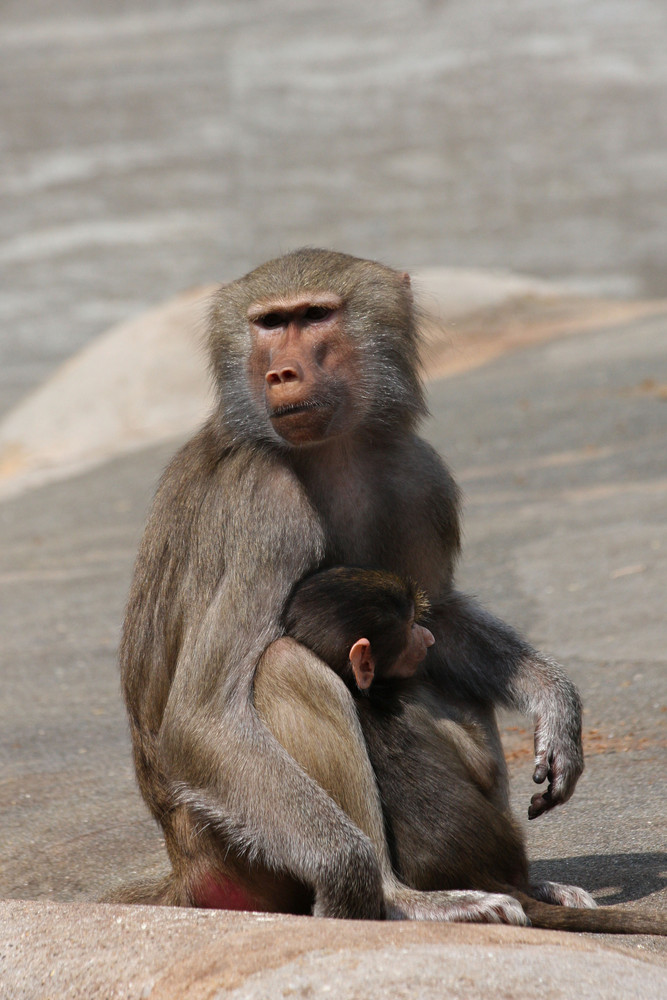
[
  {"x1": 422, "y1": 627, "x2": 436, "y2": 648},
  {"x1": 266, "y1": 361, "x2": 304, "y2": 386}
]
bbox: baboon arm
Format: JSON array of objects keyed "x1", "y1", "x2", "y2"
[
  {"x1": 166, "y1": 703, "x2": 385, "y2": 919},
  {"x1": 151, "y1": 466, "x2": 386, "y2": 919},
  {"x1": 158, "y1": 601, "x2": 386, "y2": 916},
  {"x1": 427, "y1": 591, "x2": 583, "y2": 816}
]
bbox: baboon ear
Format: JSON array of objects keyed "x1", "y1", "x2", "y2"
[
  {"x1": 400, "y1": 272, "x2": 413, "y2": 302},
  {"x1": 349, "y1": 638, "x2": 375, "y2": 690}
]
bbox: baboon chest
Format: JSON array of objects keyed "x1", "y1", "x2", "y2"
[
  {"x1": 320, "y1": 475, "x2": 384, "y2": 564},
  {"x1": 291, "y1": 442, "x2": 448, "y2": 585},
  {"x1": 316, "y1": 475, "x2": 439, "y2": 581}
]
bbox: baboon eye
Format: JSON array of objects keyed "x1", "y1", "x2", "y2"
[
  {"x1": 304, "y1": 306, "x2": 331, "y2": 322},
  {"x1": 257, "y1": 312, "x2": 284, "y2": 329}
]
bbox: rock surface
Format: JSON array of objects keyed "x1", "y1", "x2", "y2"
[{"x1": 2, "y1": 900, "x2": 666, "y2": 1000}]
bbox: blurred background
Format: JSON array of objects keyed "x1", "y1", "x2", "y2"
[{"x1": 2, "y1": 0, "x2": 666, "y2": 417}]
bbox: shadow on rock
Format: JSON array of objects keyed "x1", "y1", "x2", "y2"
[{"x1": 530, "y1": 852, "x2": 667, "y2": 905}]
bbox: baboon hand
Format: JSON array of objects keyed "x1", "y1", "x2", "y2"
[{"x1": 529, "y1": 716, "x2": 584, "y2": 819}]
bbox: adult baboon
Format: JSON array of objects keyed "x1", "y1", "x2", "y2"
[{"x1": 120, "y1": 248, "x2": 585, "y2": 924}]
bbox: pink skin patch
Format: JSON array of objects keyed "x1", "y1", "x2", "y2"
[{"x1": 193, "y1": 873, "x2": 261, "y2": 912}]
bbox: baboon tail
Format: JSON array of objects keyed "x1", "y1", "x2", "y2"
[{"x1": 516, "y1": 893, "x2": 667, "y2": 936}]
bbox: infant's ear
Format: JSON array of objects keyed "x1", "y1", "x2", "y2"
[{"x1": 349, "y1": 638, "x2": 375, "y2": 690}]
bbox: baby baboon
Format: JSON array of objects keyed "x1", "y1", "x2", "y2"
[
  {"x1": 279, "y1": 565, "x2": 667, "y2": 935},
  {"x1": 284, "y1": 566, "x2": 435, "y2": 692}
]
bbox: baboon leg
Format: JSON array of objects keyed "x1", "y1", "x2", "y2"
[{"x1": 254, "y1": 638, "x2": 389, "y2": 860}]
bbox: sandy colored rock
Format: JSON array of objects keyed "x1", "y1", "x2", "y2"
[{"x1": 2, "y1": 900, "x2": 666, "y2": 1000}]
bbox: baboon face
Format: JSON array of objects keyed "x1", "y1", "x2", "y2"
[
  {"x1": 247, "y1": 293, "x2": 360, "y2": 447},
  {"x1": 208, "y1": 248, "x2": 424, "y2": 449}
]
